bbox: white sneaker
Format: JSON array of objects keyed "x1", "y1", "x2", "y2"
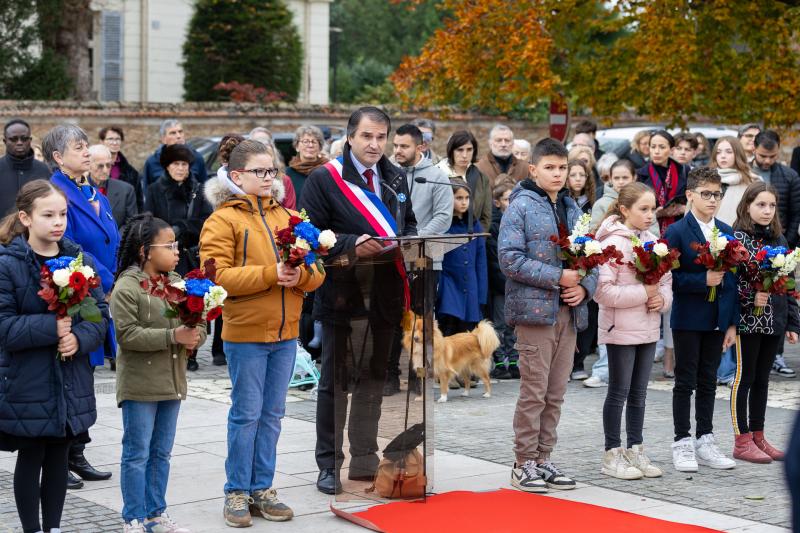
[
  {"x1": 510, "y1": 460, "x2": 548, "y2": 493},
  {"x1": 145, "y1": 513, "x2": 192, "y2": 533},
  {"x1": 583, "y1": 375, "x2": 607, "y2": 388},
  {"x1": 601, "y1": 447, "x2": 643, "y2": 480},
  {"x1": 626, "y1": 444, "x2": 662, "y2": 478},
  {"x1": 124, "y1": 520, "x2": 146, "y2": 533},
  {"x1": 671, "y1": 437, "x2": 698, "y2": 472},
  {"x1": 695, "y1": 433, "x2": 736, "y2": 469}
]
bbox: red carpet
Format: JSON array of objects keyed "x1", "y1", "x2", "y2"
[{"x1": 343, "y1": 489, "x2": 723, "y2": 533}]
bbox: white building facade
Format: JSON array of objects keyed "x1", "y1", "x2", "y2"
[{"x1": 90, "y1": 0, "x2": 331, "y2": 104}]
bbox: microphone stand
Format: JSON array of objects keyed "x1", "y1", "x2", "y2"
[{"x1": 414, "y1": 177, "x2": 474, "y2": 235}]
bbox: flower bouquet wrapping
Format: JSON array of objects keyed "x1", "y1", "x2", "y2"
[
  {"x1": 274, "y1": 209, "x2": 336, "y2": 274},
  {"x1": 629, "y1": 236, "x2": 681, "y2": 285},
  {"x1": 550, "y1": 213, "x2": 624, "y2": 278},
  {"x1": 37, "y1": 253, "x2": 103, "y2": 360},
  {"x1": 690, "y1": 226, "x2": 749, "y2": 302},
  {"x1": 745, "y1": 245, "x2": 800, "y2": 315},
  {"x1": 140, "y1": 258, "x2": 227, "y2": 327}
]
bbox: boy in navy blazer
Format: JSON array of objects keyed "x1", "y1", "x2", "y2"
[{"x1": 664, "y1": 167, "x2": 739, "y2": 473}]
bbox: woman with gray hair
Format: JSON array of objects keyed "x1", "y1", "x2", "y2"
[
  {"x1": 44, "y1": 123, "x2": 118, "y2": 487},
  {"x1": 285, "y1": 125, "x2": 329, "y2": 198}
]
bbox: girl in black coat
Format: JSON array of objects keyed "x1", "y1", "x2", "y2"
[{"x1": 0, "y1": 180, "x2": 108, "y2": 533}]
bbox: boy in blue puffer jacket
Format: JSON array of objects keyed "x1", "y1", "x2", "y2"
[{"x1": 499, "y1": 139, "x2": 598, "y2": 494}]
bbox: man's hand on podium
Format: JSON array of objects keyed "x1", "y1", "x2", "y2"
[{"x1": 355, "y1": 234, "x2": 385, "y2": 258}]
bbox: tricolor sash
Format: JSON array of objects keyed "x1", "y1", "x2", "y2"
[{"x1": 325, "y1": 157, "x2": 409, "y2": 308}]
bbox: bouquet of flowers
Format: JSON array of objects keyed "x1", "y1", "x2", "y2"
[
  {"x1": 550, "y1": 213, "x2": 623, "y2": 278},
  {"x1": 140, "y1": 258, "x2": 227, "y2": 327},
  {"x1": 274, "y1": 209, "x2": 336, "y2": 274},
  {"x1": 628, "y1": 236, "x2": 681, "y2": 285},
  {"x1": 745, "y1": 245, "x2": 800, "y2": 315},
  {"x1": 37, "y1": 253, "x2": 103, "y2": 360},
  {"x1": 690, "y1": 226, "x2": 749, "y2": 302}
]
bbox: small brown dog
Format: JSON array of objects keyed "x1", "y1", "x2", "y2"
[{"x1": 402, "y1": 312, "x2": 500, "y2": 403}]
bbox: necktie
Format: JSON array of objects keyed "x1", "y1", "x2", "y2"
[{"x1": 363, "y1": 169, "x2": 375, "y2": 194}]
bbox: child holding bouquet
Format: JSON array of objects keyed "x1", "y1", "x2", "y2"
[
  {"x1": 731, "y1": 182, "x2": 800, "y2": 463},
  {"x1": 664, "y1": 167, "x2": 742, "y2": 473},
  {"x1": 594, "y1": 182, "x2": 674, "y2": 480},
  {"x1": 0, "y1": 180, "x2": 109, "y2": 533},
  {"x1": 201, "y1": 138, "x2": 325, "y2": 528},
  {"x1": 111, "y1": 213, "x2": 207, "y2": 533}
]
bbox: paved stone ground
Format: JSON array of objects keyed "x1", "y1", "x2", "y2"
[{"x1": 1, "y1": 327, "x2": 798, "y2": 531}]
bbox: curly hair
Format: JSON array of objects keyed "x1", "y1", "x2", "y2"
[{"x1": 116, "y1": 213, "x2": 172, "y2": 279}]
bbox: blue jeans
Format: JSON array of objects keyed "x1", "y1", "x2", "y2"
[
  {"x1": 224, "y1": 340, "x2": 297, "y2": 493},
  {"x1": 592, "y1": 344, "x2": 609, "y2": 382},
  {"x1": 120, "y1": 400, "x2": 181, "y2": 523},
  {"x1": 718, "y1": 347, "x2": 736, "y2": 383}
]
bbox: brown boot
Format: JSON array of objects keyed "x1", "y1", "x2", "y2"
[
  {"x1": 733, "y1": 433, "x2": 772, "y2": 464},
  {"x1": 753, "y1": 430, "x2": 785, "y2": 461}
]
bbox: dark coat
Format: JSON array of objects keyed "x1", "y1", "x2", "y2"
[
  {"x1": 755, "y1": 162, "x2": 800, "y2": 248},
  {"x1": 627, "y1": 151, "x2": 647, "y2": 170},
  {"x1": 145, "y1": 174, "x2": 213, "y2": 275},
  {"x1": 113, "y1": 151, "x2": 144, "y2": 212},
  {"x1": 141, "y1": 144, "x2": 208, "y2": 189},
  {"x1": 0, "y1": 151, "x2": 51, "y2": 216},
  {"x1": 664, "y1": 213, "x2": 739, "y2": 332},
  {"x1": 487, "y1": 205, "x2": 506, "y2": 294},
  {"x1": 636, "y1": 158, "x2": 689, "y2": 207},
  {"x1": 100, "y1": 177, "x2": 138, "y2": 229},
  {"x1": 299, "y1": 143, "x2": 417, "y2": 324},
  {"x1": 437, "y1": 217, "x2": 487, "y2": 323},
  {"x1": 0, "y1": 237, "x2": 108, "y2": 443}
]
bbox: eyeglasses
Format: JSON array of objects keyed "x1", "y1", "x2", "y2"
[
  {"x1": 150, "y1": 242, "x2": 180, "y2": 252},
  {"x1": 298, "y1": 139, "x2": 318, "y2": 146},
  {"x1": 235, "y1": 167, "x2": 280, "y2": 179},
  {"x1": 94, "y1": 163, "x2": 113, "y2": 169},
  {"x1": 104, "y1": 137, "x2": 122, "y2": 143},
  {"x1": 694, "y1": 190, "x2": 723, "y2": 201},
  {"x1": 6, "y1": 136, "x2": 31, "y2": 143}
]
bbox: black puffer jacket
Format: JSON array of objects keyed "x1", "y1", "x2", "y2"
[
  {"x1": 757, "y1": 163, "x2": 800, "y2": 248},
  {"x1": 0, "y1": 236, "x2": 108, "y2": 442},
  {"x1": 145, "y1": 174, "x2": 213, "y2": 275}
]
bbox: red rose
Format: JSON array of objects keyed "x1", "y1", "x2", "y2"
[
  {"x1": 68, "y1": 271, "x2": 87, "y2": 292},
  {"x1": 289, "y1": 216, "x2": 303, "y2": 227},
  {"x1": 186, "y1": 296, "x2": 204, "y2": 313},
  {"x1": 206, "y1": 306, "x2": 222, "y2": 321}
]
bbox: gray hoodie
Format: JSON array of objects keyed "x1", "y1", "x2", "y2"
[
  {"x1": 397, "y1": 156, "x2": 454, "y2": 236},
  {"x1": 590, "y1": 184, "x2": 660, "y2": 237}
]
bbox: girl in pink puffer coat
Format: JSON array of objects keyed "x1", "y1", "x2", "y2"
[{"x1": 593, "y1": 182, "x2": 673, "y2": 481}]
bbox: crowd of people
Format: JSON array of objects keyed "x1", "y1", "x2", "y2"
[{"x1": 2, "y1": 110, "x2": 800, "y2": 532}]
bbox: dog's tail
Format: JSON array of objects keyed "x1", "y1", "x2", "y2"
[{"x1": 474, "y1": 320, "x2": 501, "y2": 359}]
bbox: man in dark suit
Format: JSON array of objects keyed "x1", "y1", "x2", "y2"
[{"x1": 88, "y1": 144, "x2": 137, "y2": 228}]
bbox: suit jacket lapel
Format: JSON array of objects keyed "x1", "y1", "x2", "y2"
[{"x1": 685, "y1": 212, "x2": 707, "y2": 245}]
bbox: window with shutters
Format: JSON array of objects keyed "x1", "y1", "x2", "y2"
[{"x1": 101, "y1": 11, "x2": 123, "y2": 101}]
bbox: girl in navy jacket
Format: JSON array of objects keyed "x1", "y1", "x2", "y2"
[
  {"x1": 0, "y1": 180, "x2": 108, "y2": 533},
  {"x1": 437, "y1": 177, "x2": 487, "y2": 336}
]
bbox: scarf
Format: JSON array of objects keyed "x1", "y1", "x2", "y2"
[
  {"x1": 289, "y1": 155, "x2": 329, "y2": 177},
  {"x1": 648, "y1": 161, "x2": 678, "y2": 234}
]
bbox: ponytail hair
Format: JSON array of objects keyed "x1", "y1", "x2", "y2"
[
  {"x1": 602, "y1": 182, "x2": 655, "y2": 224},
  {"x1": 0, "y1": 179, "x2": 67, "y2": 245},
  {"x1": 116, "y1": 213, "x2": 172, "y2": 279}
]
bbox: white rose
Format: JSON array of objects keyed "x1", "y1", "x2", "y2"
[
  {"x1": 652, "y1": 242, "x2": 669, "y2": 257},
  {"x1": 772, "y1": 254, "x2": 786, "y2": 268},
  {"x1": 295, "y1": 238, "x2": 311, "y2": 251},
  {"x1": 172, "y1": 280, "x2": 186, "y2": 291},
  {"x1": 714, "y1": 236, "x2": 728, "y2": 251},
  {"x1": 205, "y1": 285, "x2": 227, "y2": 307},
  {"x1": 52, "y1": 269, "x2": 71, "y2": 288},
  {"x1": 318, "y1": 229, "x2": 337, "y2": 249},
  {"x1": 584, "y1": 240, "x2": 602, "y2": 256},
  {"x1": 80, "y1": 265, "x2": 95, "y2": 279}
]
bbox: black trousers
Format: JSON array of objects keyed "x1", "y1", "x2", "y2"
[
  {"x1": 672, "y1": 329, "x2": 724, "y2": 441},
  {"x1": 603, "y1": 343, "x2": 656, "y2": 450},
  {"x1": 15, "y1": 439, "x2": 70, "y2": 533},
  {"x1": 315, "y1": 321, "x2": 393, "y2": 477},
  {"x1": 574, "y1": 300, "x2": 599, "y2": 372},
  {"x1": 731, "y1": 333, "x2": 780, "y2": 435}
]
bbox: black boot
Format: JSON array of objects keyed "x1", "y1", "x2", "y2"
[
  {"x1": 67, "y1": 471, "x2": 84, "y2": 490},
  {"x1": 69, "y1": 451, "x2": 112, "y2": 481}
]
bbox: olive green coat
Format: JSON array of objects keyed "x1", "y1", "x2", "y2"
[{"x1": 110, "y1": 267, "x2": 207, "y2": 405}]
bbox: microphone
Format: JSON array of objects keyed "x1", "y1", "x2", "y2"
[
  {"x1": 413, "y1": 178, "x2": 474, "y2": 235},
  {"x1": 380, "y1": 181, "x2": 402, "y2": 234}
]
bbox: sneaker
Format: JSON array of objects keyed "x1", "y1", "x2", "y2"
[
  {"x1": 212, "y1": 353, "x2": 227, "y2": 366},
  {"x1": 671, "y1": 437, "x2": 698, "y2": 472},
  {"x1": 535, "y1": 461, "x2": 576, "y2": 490},
  {"x1": 144, "y1": 513, "x2": 191, "y2": 533},
  {"x1": 223, "y1": 491, "x2": 254, "y2": 528},
  {"x1": 570, "y1": 370, "x2": 589, "y2": 381},
  {"x1": 124, "y1": 520, "x2": 146, "y2": 533},
  {"x1": 187, "y1": 358, "x2": 199, "y2": 372},
  {"x1": 490, "y1": 366, "x2": 512, "y2": 380},
  {"x1": 508, "y1": 364, "x2": 520, "y2": 379},
  {"x1": 583, "y1": 375, "x2": 607, "y2": 388},
  {"x1": 772, "y1": 355, "x2": 796, "y2": 377},
  {"x1": 250, "y1": 488, "x2": 294, "y2": 522},
  {"x1": 626, "y1": 444, "x2": 662, "y2": 478},
  {"x1": 601, "y1": 447, "x2": 643, "y2": 480},
  {"x1": 510, "y1": 460, "x2": 548, "y2": 493},
  {"x1": 695, "y1": 433, "x2": 736, "y2": 469}
]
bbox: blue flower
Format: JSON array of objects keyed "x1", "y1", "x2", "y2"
[
  {"x1": 305, "y1": 251, "x2": 317, "y2": 267},
  {"x1": 572, "y1": 236, "x2": 592, "y2": 245},
  {"x1": 294, "y1": 221, "x2": 321, "y2": 249},
  {"x1": 185, "y1": 278, "x2": 215, "y2": 297},
  {"x1": 45, "y1": 256, "x2": 75, "y2": 271},
  {"x1": 643, "y1": 241, "x2": 655, "y2": 252}
]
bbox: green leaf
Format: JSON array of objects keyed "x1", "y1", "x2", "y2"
[
  {"x1": 764, "y1": 277, "x2": 773, "y2": 291},
  {"x1": 67, "y1": 305, "x2": 81, "y2": 317},
  {"x1": 80, "y1": 306, "x2": 102, "y2": 323},
  {"x1": 163, "y1": 308, "x2": 178, "y2": 319}
]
